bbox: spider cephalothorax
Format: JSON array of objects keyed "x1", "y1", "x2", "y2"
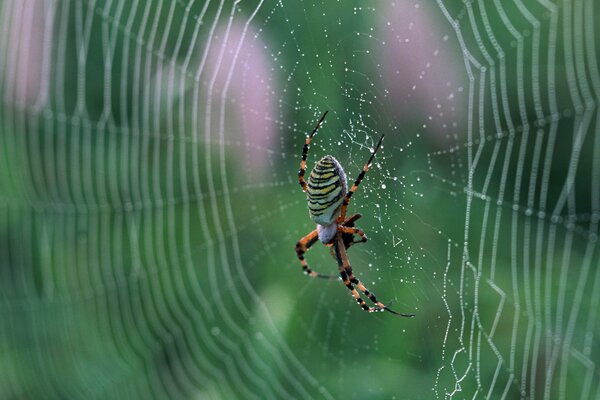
[{"x1": 295, "y1": 111, "x2": 414, "y2": 317}]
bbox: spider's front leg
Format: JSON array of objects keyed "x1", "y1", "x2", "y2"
[
  {"x1": 295, "y1": 230, "x2": 338, "y2": 279},
  {"x1": 337, "y1": 135, "x2": 385, "y2": 221},
  {"x1": 298, "y1": 111, "x2": 328, "y2": 192}
]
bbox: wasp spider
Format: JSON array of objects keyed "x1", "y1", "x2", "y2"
[{"x1": 295, "y1": 111, "x2": 414, "y2": 317}]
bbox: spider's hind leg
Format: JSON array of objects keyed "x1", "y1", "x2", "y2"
[
  {"x1": 296, "y1": 229, "x2": 338, "y2": 279},
  {"x1": 333, "y1": 235, "x2": 414, "y2": 317}
]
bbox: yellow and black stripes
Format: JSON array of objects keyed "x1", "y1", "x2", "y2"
[
  {"x1": 306, "y1": 156, "x2": 347, "y2": 225},
  {"x1": 298, "y1": 111, "x2": 329, "y2": 192}
]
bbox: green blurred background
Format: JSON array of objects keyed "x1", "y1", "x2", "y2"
[{"x1": 1, "y1": 0, "x2": 599, "y2": 399}]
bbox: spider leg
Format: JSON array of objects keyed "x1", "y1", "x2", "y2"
[
  {"x1": 343, "y1": 213, "x2": 363, "y2": 225},
  {"x1": 332, "y1": 235, "x2": 381, "y2": 313},
  {"x1": 343, "y1": 239, "x2": 363, "y2": 251},
  {"x1": 338, "y1": 135, "x2": 385, "y2": 222},
  {"x1": 339, "y1": 225, "x2": 367, "y2": 244},
  {"x1": 295, "y1": 229, "x2": 338, "y2": 279},
  {"x1": 298, "y1": 111, "x2": 329, "y2": 192},
  {"x1": 339, "y1": 214, "x2": 365, "y2": 250},
  {"x1": 339, "y1": 225, "x2": 367, "y2": 251},
  {"x1": 333, "y1": 235, "x2": 414, "y2": 317}
]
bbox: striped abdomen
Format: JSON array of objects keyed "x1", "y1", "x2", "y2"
[{"x1": 306, "y1": 156, "x2": 347, "y2": 225}]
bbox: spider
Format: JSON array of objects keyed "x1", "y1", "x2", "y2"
[{"x1": 295, "y1": 111, "x2": 414, "y2": 317}]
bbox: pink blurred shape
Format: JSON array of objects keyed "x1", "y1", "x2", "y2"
[
  {"x1": 379, "y1": 2, "x2": 466, "y2": 144},
  {"x1": 205, "y1": 21, "x2": 277, "y2": 178},
  {"x1": 1, "y1": 0, "x2": 51, "y2": 111}
]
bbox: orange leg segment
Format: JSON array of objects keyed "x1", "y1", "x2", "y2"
[{"x1": 295, "y1": 229, "x2": 338, "y2": 279}]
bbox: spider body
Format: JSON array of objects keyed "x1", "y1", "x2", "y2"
[
  {"x1": 295, "y1": 111, "x2": 414, "y2": 317},
  {"x1": 307, "y1": 155, "x2": 347, "y2": 242}
]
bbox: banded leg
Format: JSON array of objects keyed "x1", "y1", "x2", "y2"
[
  {"x1": 338, "y1": 134, "x2": 385, "y2": 221},
  {"x1": 340, "y1": 214, "x2": 365, "y2": 250},
  {"x1": 298, "y1": 111, "x2": 329, "y2": 192},
  {"x1": 334, "y1": 235, "x2": 414, "y2": 317},
  {"x1": 295, "y1": 229, "x2": 337, "y2": 279},
  {"x1": 338, "y1": 225, "x2": 367, "y2": 245},
  {"x1": 333, "y1": 235, "x2": 383, "y2": 313},
  {"x1": 343, "y1": 213, "x2": 362, "y2": 225}
]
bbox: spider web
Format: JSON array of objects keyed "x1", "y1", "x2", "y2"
[{"x1": 1, "y1": 0, "x2": 599, "y2": 399}]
